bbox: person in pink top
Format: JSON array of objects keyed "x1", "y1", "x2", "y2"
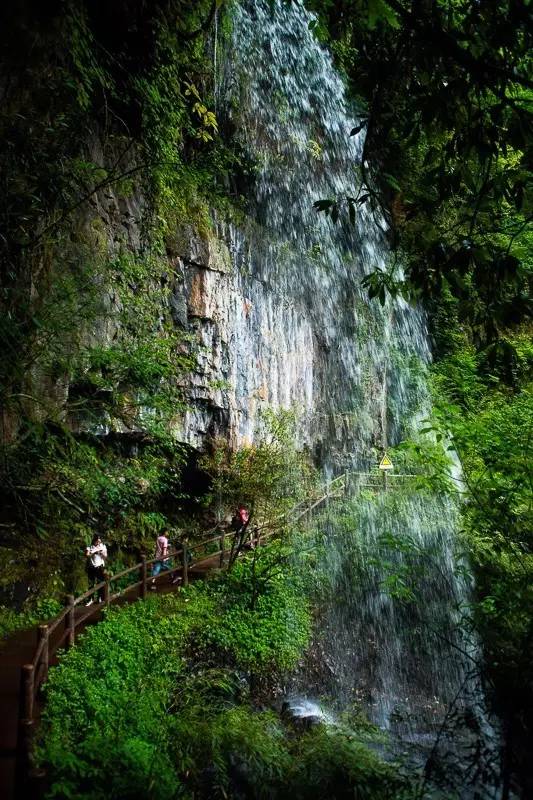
[{"x1": 150, "y1": 530, "x2": 180, "y2": 589}]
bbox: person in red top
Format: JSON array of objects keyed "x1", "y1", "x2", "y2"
[
  {"x1": 232, "y1": 506, "x2": 249, "y2": 534},
  {"x1": 237, "y1": 506, "x2": 249, "y2": 528}
]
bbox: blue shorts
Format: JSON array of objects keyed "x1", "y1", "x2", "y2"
[{"x1": 152, "y1": 560, "x2": 171, "y2": 577}]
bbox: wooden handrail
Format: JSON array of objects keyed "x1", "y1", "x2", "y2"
[
  {"x1": 109, "y1": 563, "x2": 143, "y2": 582},
  {"x1": 17, "y1": 468, "x2": 391, "y2": 735},
  {"x1": 143, "y1": 546, "x2": 187, "y2": 568},
  {"x1": 189, "y1": 531, "x2": 230, "y2": 549},
  {"x1": 45, "y1": 607, "x2": 69, "y2": 637},
  {"x1": 74, "y1": 584, "x2": 106, "y2": 604},
  {"x1": 32, "y1": 632, "x2": 47, "y2": 668},
  {"x1": 191, "y1": 548, "x2": 225, "y2": 563},
  {"x1": 19, "y1": 464, "x2": 426, "y2": 789}
]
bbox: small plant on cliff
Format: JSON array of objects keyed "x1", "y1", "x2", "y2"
[{"x1": 200, "y1": 409, "x2": 317, "y2": 529}]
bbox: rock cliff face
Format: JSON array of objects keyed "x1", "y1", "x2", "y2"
[
  {"x1": 0, "y1": 0, "x2": 426, "y2": 475},
  {"x1": 0, "y1": 1, "x2": 425, "y2": 473},
  {"x1": 172, "y1": 223, "x2": 317, "y2": 453},
  {"x1": 167, "y1": 0, "x2": 429, "y2": 471}
]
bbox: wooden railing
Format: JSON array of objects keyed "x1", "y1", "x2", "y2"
[
  {"x1": 15, "y1": 466, "x2": 415, "y2": 786},
  {"x1": 16, "y1": 472, "x2": 351, "y2": 780}
]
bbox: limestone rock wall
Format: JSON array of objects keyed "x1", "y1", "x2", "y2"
[{"x1": 171, "y1": 224, "x2": 316, "y2": 453}]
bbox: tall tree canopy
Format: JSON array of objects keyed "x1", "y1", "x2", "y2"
[{"x1": 310, "y1": 0, "x2": 532, "y2": 358}]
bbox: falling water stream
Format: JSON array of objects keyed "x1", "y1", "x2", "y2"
[{"x1": 217, "y1": 0, "x2": 501, "y2": 795}]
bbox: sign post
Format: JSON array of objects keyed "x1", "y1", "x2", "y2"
[{"x1": 378, "y1": 453, "x2": 393, "y2": 491}]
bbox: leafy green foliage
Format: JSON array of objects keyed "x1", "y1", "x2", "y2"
[
  {"x1": 37, "y1": 552, "x2": 410, "y2": 800},
  {"x1": 308, "y1": 0, "x2": 532, "y2": 349},
  {"x1": 288, "y1": 725, "x2": 409, "y2": 800},
  {"x1": 434, "y1": 383, "x2": 533, "y2": 669},
  {"x1": 200, "y1": 409, "x2": 317, "y2": 526},
  {"x1": 198, "y1": 554, "x2": 311, "y2": 673},
  {"x1": 424, "y1": 304, "x2": 533, "y2": 782},
  {"x1": 0, "y1": 597, "x2": 62, "y2": 641},
  {"x1": 171, "y1": 703, "x2": 291, "y2": 798}
]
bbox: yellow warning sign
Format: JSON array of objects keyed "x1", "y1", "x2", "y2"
[{"x1": 379, "y1": 454, "x2": 394, "y2": 471}]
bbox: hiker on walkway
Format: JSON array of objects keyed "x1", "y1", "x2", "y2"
[
  {"x1": 151, "y1": 530, "x2": 181, "y2": 589},
  {"x1": 85, "y1": 534, "x2": 107, "y2": 606},
  {"x1": 232, "y1": 505, "x2": 257, "y2": 550},
  {"x1": 232, "y1": 505, "x2": 250, "y2": 535}
]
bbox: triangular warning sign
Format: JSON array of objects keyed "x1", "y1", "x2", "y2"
[{"x1": 379, "y1": 454, "x2": 393, "y2": 471}]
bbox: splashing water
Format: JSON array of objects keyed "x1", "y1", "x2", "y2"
[
  {"x1": 216, "y1": 0, "x2": 502, "y2": 795},
  {"x1": 283, "y1": 696, "x2": 335, "y2": 726}
]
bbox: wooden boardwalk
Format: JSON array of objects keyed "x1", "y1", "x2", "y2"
[
  {"x1": 0, "y1": 554, "x2": 229, "y2": 799},
  {"x1": 0, "y1": 468, "x2": 413, "y2": 798}
]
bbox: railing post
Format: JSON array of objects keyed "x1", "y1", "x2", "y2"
[
  {"x1": 66, "y1": 594, "x2": 75, "y2": 649},
  {"x1": 38, "y1": 624, "x2": 49, "y2": 685},
  {"x1": 16, "y1": 707, "x2": 34, "y2": 798},
  {"x1": 104, "y1": 574, "x2": 111, "y2": 607},
  {"x1": 140, "y1": 555, "x2": 147, "y2": 599},
  {"x1": 219, "y1": 530, "x2": 225, "y2": 568},
  {"x1": 16, "y1": 664, "x2": 34, "y2": 795},
  {"x1": 182, "y1": 543, "x2": 189, "y2": 587},
  {"x1": 21, "y1": 664, "x2": 35, "y2": 724},
  {"x1": 17, "y1": 661, "x2": 46, "y2": 796}
]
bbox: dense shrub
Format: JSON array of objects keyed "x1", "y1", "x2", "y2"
[
  {"x1": 36, "y1": 548, "x2": 408, "y2": 799},
  {"x1": 37, "y1": 554, "x2": 310, "y2": 798},
  {"x1": 37, "y1": 593, "x2": 208, "y2": 799},
  {"x1": 288, "y1": 726, "x2": 410, "y2": 800},
  {"x1": 198, "y1": 556, "x2": 312, "y2": 674}
]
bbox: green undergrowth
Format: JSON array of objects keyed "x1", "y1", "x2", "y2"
[
  {"x1": 37, "y1": 548, "x2": 410, "y2": 800},
  {"x1": 0, "y1": 597, "x2": 62, "y2": 642}
]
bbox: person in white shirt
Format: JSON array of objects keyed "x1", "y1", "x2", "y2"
[{"x1": 85, "y1": 534, "x2": 108, "y2": 605}]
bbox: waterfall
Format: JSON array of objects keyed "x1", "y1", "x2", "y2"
[
  {"x1": 213, "y1": 0, "x2": 428, "y2": 462},
  {"x1": 218, "y1": 0, "x2": 501, "y2": 795}
]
